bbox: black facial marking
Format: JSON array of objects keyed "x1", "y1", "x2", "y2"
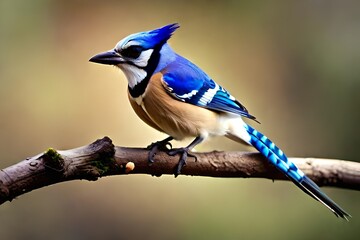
[
  {"x1": 121, "y1": 45, "x2": 144, "y2": 59},
  {"x1": 128, "y1": 44, "x2": 162, "y2": 98}
]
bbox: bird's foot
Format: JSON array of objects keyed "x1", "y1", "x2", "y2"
[
  {"x1": 146, "y1": 137, "x2": 173, "y2": 163},
  {"x1": 168, "y1": 148, "x2": 197, "y2": 177}
]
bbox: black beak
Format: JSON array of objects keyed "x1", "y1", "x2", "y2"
[{"x1": 89, "y1": 50, "x2": 124, "y2": 65}]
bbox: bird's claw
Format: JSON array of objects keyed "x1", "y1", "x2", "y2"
[
  {"x1": 168, "y1": 148, "x2": 197, "y2": 177},
  {"x1": 147, "y1": 139, "x2": 173, "y2": 163}
]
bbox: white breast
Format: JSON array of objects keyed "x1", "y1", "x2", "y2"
[{"x1": 117, "y1": 49, "x2": 154, "y2": 89}]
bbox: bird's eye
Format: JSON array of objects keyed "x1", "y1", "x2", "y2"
[{"x1": 121, "y1": 46, "x2": 144, "y2": 59}]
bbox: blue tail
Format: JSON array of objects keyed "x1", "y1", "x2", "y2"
[{"x1": 244, "y1": 124, "x2": 350, "y2": 220}]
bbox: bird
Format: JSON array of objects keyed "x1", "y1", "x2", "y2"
[{"x1": 89, "y1": 23, "x2": 350, "y2": 220}]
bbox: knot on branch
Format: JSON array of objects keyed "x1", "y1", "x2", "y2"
[
  {"x1": 64, "y1": 137, "x2": 116, "y2": 180},
  {"x1": 43, "y1": 148, "x2": 65, "y2": 173}
]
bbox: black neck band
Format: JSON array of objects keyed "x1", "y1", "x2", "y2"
[{"x1": 128, "y1": 44, "x2": 163, "y2": 98}]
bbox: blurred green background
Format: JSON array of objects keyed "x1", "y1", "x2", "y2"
[{"x1": 1, "y1": 0, "x2": 359, "y2": 239}]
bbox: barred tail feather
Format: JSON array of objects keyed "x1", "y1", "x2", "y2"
[{"x1": 242, "y1": 124, "x2": 350, "y2": 220}]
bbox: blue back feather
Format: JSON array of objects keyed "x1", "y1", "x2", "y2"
[{"x1": 161, "y1": 55, "x2": 256, "y2": 120}]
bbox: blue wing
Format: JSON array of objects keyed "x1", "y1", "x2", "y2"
[{"x1": 161, "y1": 55, "x2": 257, "y2": 121}]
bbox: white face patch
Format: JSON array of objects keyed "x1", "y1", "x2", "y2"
[
  {"x1": 118, "y1": 63, "x2": 147, "y2": 89},
  {"x1": 115, "y1": 39, "x2": 153, "y2": 68},
  {"x1": 132, "y1": 49, "x2": 153, "y2": 67},
  {"x1": 114, "y1": 39, "x2": 154, "y2": 88}
]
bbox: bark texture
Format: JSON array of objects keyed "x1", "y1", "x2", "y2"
[{"x1": 0, "y1": 137, "x2": 359, "y2": 205}]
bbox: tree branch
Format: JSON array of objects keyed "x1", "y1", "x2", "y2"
[{"x1": 0, "y1": 137, "x2": 359, "y2": 205}]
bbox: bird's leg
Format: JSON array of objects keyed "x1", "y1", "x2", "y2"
[
  {"x1": 168, "y1": 136, "x2": 204, "y2": 177},
  {"x1": 147, "y1": 136, "x2": 174, "y2": 163}
]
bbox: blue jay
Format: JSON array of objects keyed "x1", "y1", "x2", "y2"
[{"x1": 89, "y1": 23, "x2": 350, "y2": 219}]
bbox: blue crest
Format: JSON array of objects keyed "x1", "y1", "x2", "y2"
[{"x1": 117, "y1": 23, "x2": 180, "y2": 50}]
